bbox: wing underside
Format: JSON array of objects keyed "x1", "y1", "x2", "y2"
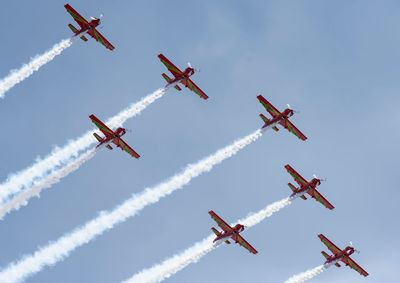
[
  {"x1": 309, "y1": 189, "x2": 335, "y2": 210},
  {"x1": 87, "y1": 29, "x2": 115, "y2": 50},
  {"x1": 279, "y1": 119, "x2": 308, "y2": 141},
  {"x1": 284, "y1": 164, "x2": 308, "y2": 187},
  {"x1": 158, "y1": 54, "x2": 183, "y2": 78},
  {"x1": 257, "y1": 95, "x2": 281, "y2": 118},
  {"x1": 64, "y1": 4, "x2": 88, "y2": 28},
  {"x1": 233, "y1": 234, "x2": 258, "y2": 254},
  {"x1": 89, "y1": 114, "x2": 114, "y2": 137},
  {"x1": 208, "y1": 211, "x2": 233, "y2": 233},
  {"x1": 342, "y1": 256, "x2": 369, "y2": 277},
  {"x1": 183, "y1": 78, "x2": 209, "y2": 100},
  {"x1": 112, "y1": 138, "x2": 140, "y2": 159},
  {"x1": 318, "y1": 234, "x2": 342, "y2": 255}
]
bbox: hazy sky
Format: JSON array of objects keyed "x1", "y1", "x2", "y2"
[{"x1": 0, "y1": 1, "x2": 399, "y2": 282}]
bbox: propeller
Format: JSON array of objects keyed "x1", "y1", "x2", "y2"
[
  {"x1": 188, "y1": 62, "x2": 200, "y2": 73},
  {"x1": 90, "y1": 14, "x2": 103, "y2": 21},
  {"x1": 313, "y1": 174, "x2": 327, "y2": 182},
  {"x1": 287, "y1": 103, "x2": 300, "y2": 113},
  {"x1": 349, "y1": 241, "x2": 360, "y2": 254}
]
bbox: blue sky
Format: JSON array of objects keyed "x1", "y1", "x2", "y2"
[{"x1": 0, "y1": 1, "x2": 399, "y2": 282}]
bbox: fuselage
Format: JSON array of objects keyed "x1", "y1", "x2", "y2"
[
  {"x1": 213, "y1": 224, "x2": 245, "y2": 243},
  {"x1": 169, "y1": 67, "x2": 195, "y2": 84},
  {"x1": 291, "y1": 178, "x2": 321, "y2": 198},
  {"x1": 262, "y1": 108, "x2": 294, "y2": 129},
  {"x1": 97, "y1": 127, "x2": 125, "y2": 147},
  {"x1": 325, "y1": 246, "x2": 355, "y2": 264},
  {"x1": 74, "y1": 18, "x2": 100, "y2": 36}
]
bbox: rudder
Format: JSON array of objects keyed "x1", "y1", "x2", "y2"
[
  {"x1": 162, "y1": 73, "x2": 181, "y2": 91},
  {"x1": 259, "y1": 113, "x2": 279, "y2": 131},
  {"x1": 288, "y1": 183, "x2": 307, "y2": 200}
]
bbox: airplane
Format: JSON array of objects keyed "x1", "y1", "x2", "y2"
[
  {"x1": 158, "y1": 54, "x2": 209, "y2": 100},
  {"x1": 64, "y1": 3, "x2": 115, "y2": 50},
  {"x1": 285, "y1": 164, "x2": 334, "y2": 210},
  {"x1": 319, "y1": 234, "x2": 369, "y2": 277},
  {"x1": 257, "y1": 95, "x2": 307, "y2": 140},
  {"x1": 209, "y1": 210, "x2": 258, "y2": 254},
  {"x1": 89, "y1": 114, "x2": 140, "y2": 158}
]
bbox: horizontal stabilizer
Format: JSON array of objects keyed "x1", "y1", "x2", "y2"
[
  {"x1": 288, "y1": 183, "x2": 298, "y2": 192},
  {"x1": 68, "y1": 23, "x2": 79, "y2": 34},
  {"x1": 259, "y1": 113, "x2": 269, "y2": 123},
  {"x1": 93, "y1": 133, "x2": 103, "y2": 142},
  {"x1": 106, "y1": 144, "x2": 113, "y2": 150},
  {"x1": 162, "y1": 73, "x2": 182, "y2": 91},
  {"x1": 211, "y1": 227, "x2": 220, "y2": 236},
  {"x1": 300, "y1": 195, "x2": 307, "y2": 200},
  {"x1": 321, "y1": 251, "x2": 330, "y2": 260},
  {"x1": 272, "y1": 126, "x2": 279, "y2": 132},
  {"x1": 162, "y1": 73, "x2": 172, "y2": 83},
  {"x1": 335, "y1": 262, "x2": 341, "y2": 268},
  {"x1": 225, "y1": 240, "x2": 231, "y2": 244},
  {"x1": 80, "y1": 35, "x2": 88, "y2": 42}
]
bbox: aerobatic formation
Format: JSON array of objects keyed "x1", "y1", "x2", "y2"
[{"x1": 0, "y1": 3, "x2": 370, "y2": 283}]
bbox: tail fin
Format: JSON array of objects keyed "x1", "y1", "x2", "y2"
[
  {"x1": 80, "y1": 35, "x2": 88, "y2": 42},
  {"x1": 321, "y1": 251, "x2": 330, "y2": 260},
  {"x1": 68, "y1": 23, "x2": 79, "y2": 34},
  {"x1": 93, "y1": 133, "x2": 103, "y2": 142},
  {"x1": 288, "y1": 183, "x2": 307, "y2": 200},
  {"x1": 162, "y1": 73, "x2": 182, "y2": 91},
  {"x1": 259, "y1": 114, "x2": 279, "y2": 131},
  {"x1": 211, "y1": 227, "x2": 220, "y2": 236}
]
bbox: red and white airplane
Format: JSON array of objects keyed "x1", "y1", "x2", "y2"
[
  {"x1": 209, "y1": 210, "x2": 258, "y2": 254},
  {"x1": 319, "y1": 234, "x2": 369, "y2": 277},
  {"x1": 64, "y1": 3, "x2": 115, "y2": 50},
  {"x1": 89, "y1": 114, "x2": 140, "y2": 158},
  {"x1": 158, "y1": 54, "x2": 208, "y2": 100},
  {"x1": 257, "y1": 95, "x2": 307, "y2": 140},
  {"x1": 285, "y1": 164, "x2": 334, "y2": 210}
]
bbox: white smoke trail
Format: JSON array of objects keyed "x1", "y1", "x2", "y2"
[
  {"x1": 284, "y1": 265, "x2": 326, "y2": 283},
  {"x1": 123, "y1": 198, "x2": 292, "y2": 283},
  {"x1": 0, "y1": 148, "x2": 97, "y2": 219},
  {"x1": 0, "y1": 88, "x2": 166, "y2": 205},
  {"x1": 0, "y1": 129, "x2": 263, "y2": 283},
  {"x1": 0, "y1": 38, "x2": 73, "y2": 98}
]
